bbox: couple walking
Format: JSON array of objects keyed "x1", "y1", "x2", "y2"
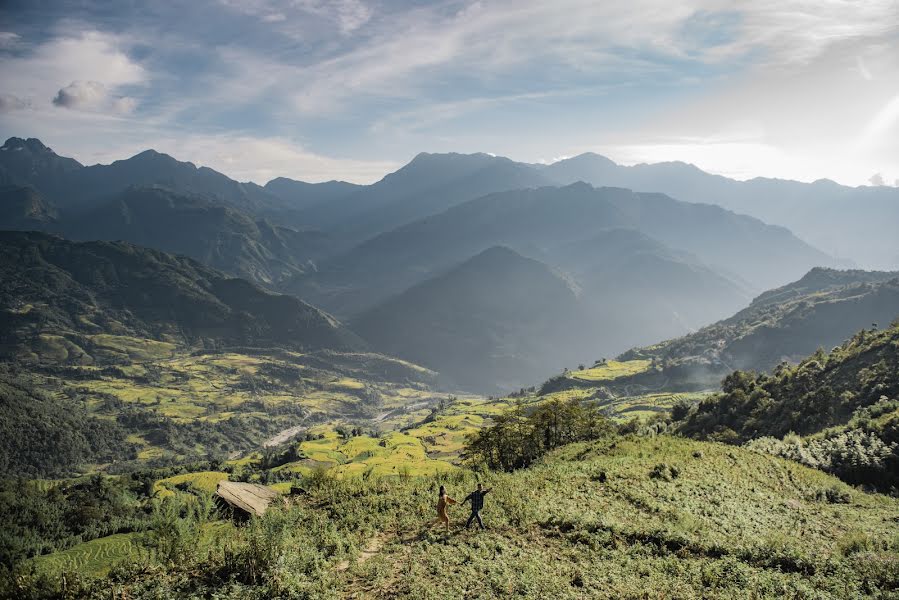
[{"x1": 433, "y1": 483, "x2": 491, "y2": 530}]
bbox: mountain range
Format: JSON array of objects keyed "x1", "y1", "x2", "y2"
[
  {"x1": 2, "y1": 135, "x2": 893, "y2": 391},
  {"x1": 539, "y1": 152, "x2": 899, "y2": 270}
]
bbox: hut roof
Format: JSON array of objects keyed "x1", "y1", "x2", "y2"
[{"x1": 215, "y1": 480, "x2": 280, "y2": 517}]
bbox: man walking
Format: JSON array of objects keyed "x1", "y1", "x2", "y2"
[{"x1": 462, "y1": 483, "x2": 492, "y2": 530}]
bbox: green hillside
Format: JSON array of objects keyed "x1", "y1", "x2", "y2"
[
  {"x1": 676, "y1": 321, "x2": 899, "y2": 490},
  {"x1": 0, "y1": 231, "x2": 362, "y2": 364},
  {"x1": 14, "y1": 435, "x2": 899, "y2": 599}
]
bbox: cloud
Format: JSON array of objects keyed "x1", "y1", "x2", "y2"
[
  {"x1": 0, "y1": 32, "x2": 20, "y2": 49},
  {"x1": 0, "y1": 93, "x2": 28, "y2": 112},
  {"x1": 856, "y1": 56, "x2": 873, "y2": 80},
  {"x1": 218, "y1": 0, "x2": 371, "y2": 34},
  {"x1": 155, "y1": 133, "x2": 395, "y2": 183},
  {"x1": 0, "y1": 30, "x2": 146, "y2": 113},
  {"x1": 869, "y1": 173, "x2": 885, "y2": 186},
  {"x1": 52, "y1": 80, "x2": 138, "y2": 114}
]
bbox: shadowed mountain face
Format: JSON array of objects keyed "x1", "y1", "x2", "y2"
[
  {"x1": 620, "y1": 267, "x2": 899, "y2": 386},
  {"x1": 0, "y1": 185, "x2": 58, "y2": 230},
  {"x1": 0, "y1": 231, "x2": 362, "y2": 364},
  {"x1": 352, "y1": 246, "x2": 590, "y2": 392},
  {"x1": 0, "y1": 137, "x2": 292, "y2": 218},
  {"x1": 295, "y1": 182, "x2": 831, "y2": 318},
  {"x1": 542, "y1": 152, "x2": 899, "y2": 270},
  {"x1": 293, "y1": 151, "x2": 553, "y2": 249},
  {"x1": 60, "y1": 186, "x2": 332, "y2": 288},
  {"x1": 350, "y1": 231, "x2": 755, "y2": 392},
  {"x1": 263, "y1": 178, "x2": 362, "y2": 211},
  {"x1": 0, "y1": 137, "x2": 82, "y2": 188}
]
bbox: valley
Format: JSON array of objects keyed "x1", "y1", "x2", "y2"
[{"x1": 0, "y1": 136, "x2": 897, "y2": 600}]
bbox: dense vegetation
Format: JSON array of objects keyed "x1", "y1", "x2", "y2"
[
  {"x1": 676, "y1": 322, "x2": 899, "y2": 491},
  {"x1": 0, "y1": 231, "x2": 361, "y2": 365},
  {"x1": 6, "y1": 434, "x2": 899, "y2": 599},
  {"x1": 0, "y1": 372, "x2": 135, "y2": 477},
  {"x1": 463, "y1": 398, "x2": 614, "y2": 471},
  {"x1": 620, "y1": 269, "x2": 899, "y2": 386},
  {"x1": 0, "y1": 475, "x2": 152, "y2": 570}
]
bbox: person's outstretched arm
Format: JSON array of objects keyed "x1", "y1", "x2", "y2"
[
  {"x1": 462, "y1": 493, "x2": 472, "y2": 505},
  {"x1": 447, "y1": 496, "x2": 457, "y2": 504}
]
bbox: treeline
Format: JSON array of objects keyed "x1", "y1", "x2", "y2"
[
  {"x1": 673, "y1": 322, "x2": 899, "y2": 491},
  {"x1": 463, "y1": 399, "x2": 615, "y2": 471},
  {"x1": 0, "y1": 475, "x2": 150, "y2": 570}
]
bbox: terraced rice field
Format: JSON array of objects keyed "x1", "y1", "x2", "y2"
[{"x1": 34, "y1": 533, "x2": 145, "y2": 577}]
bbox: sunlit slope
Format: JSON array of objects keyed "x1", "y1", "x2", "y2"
[{"x1": 38, "y1": 435, "x2": 899, "y2": 598}]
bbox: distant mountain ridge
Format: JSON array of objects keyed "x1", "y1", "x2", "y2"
[
  {"x1": 541, "y1": 152, "x2": 899, "y2": 270},
  {"x1": 0, "y1": 231, "x2": 362, "y2": 365},
  {"x1": 296, "y1": 182, "x2": 831, "y2": 317},
  {"x1": 60, "y1": 186, "x2": 331, "y2": 288}
]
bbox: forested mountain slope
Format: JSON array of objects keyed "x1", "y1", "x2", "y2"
[
  {"x1": 622, "y1": 268, "x2": 899, "y2": 376},
  {"x1": 0, "y1": 231, "x2": 362, "y2": 364}
]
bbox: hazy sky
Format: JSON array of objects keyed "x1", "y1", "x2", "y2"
[{"x1": 1, "y1": 1, "x2": 897, "y2": 185}]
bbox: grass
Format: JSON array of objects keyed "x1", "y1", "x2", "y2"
[
  {"x1": 34, "y1": 434, "x2": 899, "y2": 598},
  {"x1": 153, "y1": 471, "x2": 229, "y2": 497},
  {"x1": 88, "y1": 335, "x2": 176, "y2": 362},
  {"x1": 568, "y1": 359, "x2": 652, "y2": 382}
]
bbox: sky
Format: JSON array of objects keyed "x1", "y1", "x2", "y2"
[{"x1": 0, "y1": 0, "x2": 897, "y2": 186}]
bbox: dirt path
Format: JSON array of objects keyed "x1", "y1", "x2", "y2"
[{"x1": 336, "y1": 533, "x2": 389, "y2": 572}]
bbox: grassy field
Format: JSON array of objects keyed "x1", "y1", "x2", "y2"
[
  {"x1": 32, "y1": 435, "x2": 899, "y2": 598},
  {"x1": 153, "y1": 471, "x2": 229, "y2": 497},
  {"x1": 568, "y1": 359, "x2": 652, "y2": 382}
]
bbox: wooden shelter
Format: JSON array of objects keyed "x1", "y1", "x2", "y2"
[{"x1": 215, "y1": 480, "x2": 280, "y2": 518}]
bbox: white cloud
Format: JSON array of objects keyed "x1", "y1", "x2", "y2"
[
  {"x1": 52, "y1": 80, "x2": 138, "y2": 114},
  {"x1": 869, "y1": 173, "x2": 885, "y2": 186},
  {"x1": 144, "y1": 133, "x2": 396, "y2": 183},
  {"x1": 856, "y1": 56, "x2": 873, "y2": 80},
  {"x1": 218, "y1": 0, "x2": 371, "y2": 34},
  {"x1": 0, "y1": 30, "x2": 146, "y2": 110},
  {"x1": 210, "y1": 0, "x2": 897, "y2": 117}
]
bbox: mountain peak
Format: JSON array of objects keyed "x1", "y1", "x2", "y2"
[
  {"x1": 562, "y1": 152, "x2": 618, "y2": 166},
  {"x1": 126, "y1": 148, "x2": 191, "y2": 167},
  {"x1": 2, "y1": 137, "x2": 51, "y2": 153}
]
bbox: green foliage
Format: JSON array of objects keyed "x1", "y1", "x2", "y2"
[
  {"x1": 463, "y1": 399, "x2": 615, "y2": 471},
  {"x1": 679, "y1": 324, "x2": 899, "y2": 491},
  {"x1": 16, "y1": 435, "x2": 899, "y2": 598},
  {"x1": 619, "y1": 270, "x2": 899, "y2": 390},
  {"x1": 0, "y1": 372, "x2": 137, "y2": 478},
  {"x1": 0, "y1": 475, "x2": 149, "y2": 570}
]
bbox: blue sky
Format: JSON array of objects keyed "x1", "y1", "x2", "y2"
[{"x1": 1, "y1": 0, "x2": 897, "y2": 185}]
